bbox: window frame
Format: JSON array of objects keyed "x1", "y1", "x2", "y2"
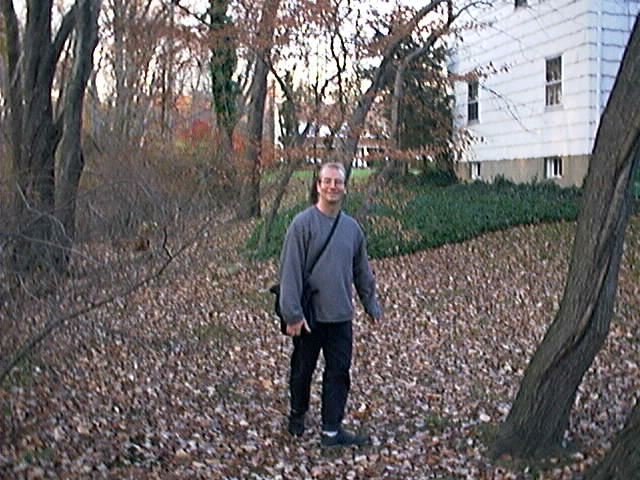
[
  {"x1": 467, "y1": 80, "x2": 479, "y2": 123},
  {"x1": 545, "y1": 56, "x2": 562, "y2": 107},
  {"x1": 544, "y1": 156, "x2": 563, "y2": 179},
  {"x1": 470, "y1": 162, "x2": 481, "y2": 180}
]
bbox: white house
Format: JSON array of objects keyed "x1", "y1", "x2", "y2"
[{"x1": 450, "y1": 0, "x2": 640, "y2": 187}]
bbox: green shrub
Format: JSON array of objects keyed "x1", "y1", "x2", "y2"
[
  {"x1": 246, "y1": 191, "x2": 367, "y2": 260},
  {"x1": 401, "y1": 165, "x2": 458, "y2": 188},
  {"x1": 368, "y1": 179, "x2": 582, "y2": 258},
  {"x1": 249, "y1": 175, "x2": 582, "y2": 260}
]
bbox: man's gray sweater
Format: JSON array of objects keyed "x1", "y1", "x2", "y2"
[{"x1": 278, "y1": 205, "x2": 382, "y2": 326}]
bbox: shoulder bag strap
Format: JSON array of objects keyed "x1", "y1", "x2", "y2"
[{"x1": 305, "y1": 211, "x2": 341, "y2": 280}]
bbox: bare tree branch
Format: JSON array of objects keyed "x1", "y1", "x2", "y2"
[{"x1": 0, "y1": 220, "x2": 211, "y2": 382}]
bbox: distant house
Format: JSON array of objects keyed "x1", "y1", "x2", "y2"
[
  {"x1": 297, "y1": 124, "x2": 389, "y2": 168},
  {"x1": 450, "y1": 0, "x2": 640, "y2": 187},
  {"x1": 270, "y1": 82, "x2": 391, "y2": 168}
]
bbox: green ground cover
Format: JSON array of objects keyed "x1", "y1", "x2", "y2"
[{"x1": 249, "y1": 171, "x2": 582, "y2": 260}]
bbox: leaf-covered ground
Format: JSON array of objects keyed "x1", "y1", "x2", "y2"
[{"x1": 1, "y1": 215, "x2": 639, "y2": 479}]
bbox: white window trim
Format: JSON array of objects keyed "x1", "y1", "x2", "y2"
[
  {"x1": 544, "y1": 156, "x2": 563, "y2": 179},
  {"x1": 545, "y1": 56, "x2": 562, "y2": 107},
  {"x1": 471, "y1": 162, "x2": 481, "y2": 180},
  {"x1": 468, "y1": 81, "x2": 479, "y2": 123}
]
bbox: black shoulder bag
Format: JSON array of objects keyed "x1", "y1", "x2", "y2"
[{"x1": 270, "y1": 212, "x2": 341, "y2": 335}]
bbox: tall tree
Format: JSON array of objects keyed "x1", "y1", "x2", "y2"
[
  {"x1": 0, "y1": 18, "x2": 7, "y2": 120},
  {"x1": 492, "y1": 14, "x2": 640, "y2": 460},
  {"x1": 234, "y1": 0, "x2": 280, "y2": 220},
  {"x1": 56, "y1": 0, "x2": 102, "y2": 264},
  {"x1": 166, "y1": 0, "x2": 281, "y2": 218},
  {"x1": 327, "y1": 0, "x2": 478, "y2": 179},
  {"x1": 2, "y1": 0, "x2": 102, "y2": 275},
  {"x1": 254, "y1": 0, "x2": 356, "y2": 249},
  {"x1": 102, "y1": 0, "x2": 178, "y2": 146},
  {"x1": 336, "y1": 0, "x2": 475, "y2": 216},
  {"x1": 207, "y1": 0, "x2": 238, "y2": 190},
  {"x1": 256, "y1": 70, "x2": 315, "y2": 253},
  {"x1": 383, "y1": 35, "x2": 454, "y2": 180},
  {"x1": 587, "y1": 400, "x2": 640, "y2": 479},
  {"x1": 208, "y1": 0, "x2": 237, "y2": 137},
  {"x1": 392, "y1": 44, "x2": 454, "y2": 170}
]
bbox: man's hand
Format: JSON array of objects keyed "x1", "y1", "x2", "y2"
[
  {"x1": 367, "y1": 313, "x2": 382, "y2": 324},
  {"x1": 286, "y1": 319, "x2": 311, "y2": 336}
]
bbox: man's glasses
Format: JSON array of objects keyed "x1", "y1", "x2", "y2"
[{"x1": 319, "y1": 177, "x2": 345, "y2": 187}]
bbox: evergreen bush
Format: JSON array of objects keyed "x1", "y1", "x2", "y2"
[{"x1": 249, "y1": 175, "x2": 582, "y2": 260}]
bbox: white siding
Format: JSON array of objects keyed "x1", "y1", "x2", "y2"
[
  {"x1": 451, "y1": 0, "x2": 639, "y2": 166},
  {"x1": 597, "y1": 1, "x2": 640, "y2": 115}
]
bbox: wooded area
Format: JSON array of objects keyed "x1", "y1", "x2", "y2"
[{"x1": 1, "y1": 1, "x2": 639, "y2": 478}]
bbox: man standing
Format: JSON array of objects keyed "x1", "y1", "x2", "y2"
[{"x1": 278, "y1": 162, "x2": 383, "y2": 447}]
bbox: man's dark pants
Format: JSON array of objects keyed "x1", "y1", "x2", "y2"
[{"x1": 289, "y1": 321, "x2": 353, "y2": 432}]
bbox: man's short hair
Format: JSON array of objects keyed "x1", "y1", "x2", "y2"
[{"x1": 319, "y1": 162, "x2": 346, "y2": 180}]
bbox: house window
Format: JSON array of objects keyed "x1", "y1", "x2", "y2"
[
  {"x1": 544, "y1": 156, "x2": 563, "y2": 179},
  {"x1": 515, "y1": 0, "x2": 527, "y2": 7},
  {"x1": 471, "y1": 162, "x2": 481, "y2": 180},
  {"x1": 546, "y1": 56, "x2": 562, "y2": 106},
  {"x1": 468, "y1": 81, "x2": 479, "y2": 123}
]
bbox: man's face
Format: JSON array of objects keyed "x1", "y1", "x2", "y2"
[{"x1": 317, "y1": 167, "x2": 346, "y2": 205}]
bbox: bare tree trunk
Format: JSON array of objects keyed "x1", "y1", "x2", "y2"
[
  {"x1": 107, "y1": 0, "x2": 157, "y2": 147},
  {"x1": 5, "y1": 3, "x2": 75, "y2": 274},
  {"x1": 236, "y1": 56, "x2": 269, "y2": 219},
  {"x1": 388, "y1": 54, "x2": 408, "y2": 178},
  {"x1": 587, "y1": 402, "x2": 640, "y2": 479},
  {"x1": 56, "y1": 0, "x2": 101, "y2": 271},
  {"x1": 328, "y1": 54, "x2": 394, "y2": 179},
  {"x1": 256, "y1": 161, "x2": 298, "y2": 252},
  {"x1": 256, "y1": 126, "x2": 311, "y2": 252},
  {"x1": 3, "y1": 1, "x2": 98, "y2": 276},
  {"x1": 214, "y1": 116, "x2": 236, "y2": 190},
  {"x1": 2, "y1": 0, "x2": 24, "y2": 204},
  {"x1": 328, "y1": 0, "x2": 448, "y2": 179},
  {"x1": 111, "y1": 0, "x2": 129, "y2": 142},
  {"x1": 235, "y1": 0, "x2": 280, "y2": 220},
  {"x1": 492, "y1": 15, "x2": 640, "y2": 459},
  {"x1": 159, "y1": 1, "x2": 175, "y2": 139},
  {"x1": 388, "y1": 42, "x2": 436, "y2": 180}
]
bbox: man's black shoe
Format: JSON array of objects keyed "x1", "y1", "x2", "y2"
[
  {"x1": 287, "y1": 414, "x2": 305, "y2": 437},
  {"x1": 320, "y1": 428, "x2": 370, "y2": 448}
]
